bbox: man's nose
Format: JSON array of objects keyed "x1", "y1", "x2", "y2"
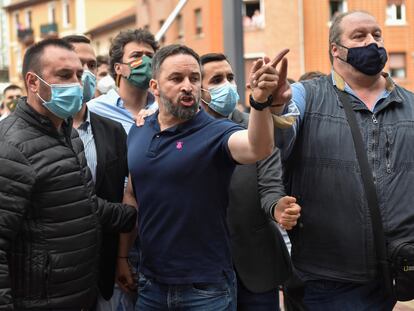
[
  {"x1": 366, "y1": 34, "x2": 378, "y2": 45},
  {"x1": 181, "y1": 78, "x2": 193, "y2": 92}
]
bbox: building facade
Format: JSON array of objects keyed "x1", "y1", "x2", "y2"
[
  {"x1": 135, "y1": 0, "x2": 223, "y2": 54},
  {"x1": 85, "y1": 6, "x2": 136, "y2": 57},
  {"x1": 135, "y1": 0, "x2": 414, "y2": 92},
  {"x1": 4, "y1": 0, "x2": 135, "y2": 84}
]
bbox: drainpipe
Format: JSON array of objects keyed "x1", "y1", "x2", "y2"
[
  {"x1": 298, "y1": 0, "x2": 305, "y2": 75},
  {"x1": 222, "y1": 0, "x2": 245, "y2": 105},
  {"x1": 155, "y1": 0, "x2": 188, "y2": 42}
]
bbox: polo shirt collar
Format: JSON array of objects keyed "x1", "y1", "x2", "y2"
[{"x1": 148, "y1": 109, "x2": 211, "y2": 133}]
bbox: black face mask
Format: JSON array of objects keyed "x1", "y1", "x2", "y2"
[{"x1": 337, "y1": 43, "x2": 388, "y2": 76}]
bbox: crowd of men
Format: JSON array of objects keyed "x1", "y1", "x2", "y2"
[{"x1": 0, "y1": 9, "x2": 413, "y2": 311}]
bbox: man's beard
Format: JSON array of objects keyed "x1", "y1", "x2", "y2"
[{"x1": 159, "y1": 90, "x2": 199, "y2": 121}]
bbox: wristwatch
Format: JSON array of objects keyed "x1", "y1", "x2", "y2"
[{"x1": 249, "y1": 94, "x2": 273, "y2": 111}]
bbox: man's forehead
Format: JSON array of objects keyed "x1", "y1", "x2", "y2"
[
  {"x1": 162, "y1": 54, "x2": 200, "y2": 73},
  {"x1": 203, "y1": 60, "x2": 233, "y2": 76},
  {"x1": 41, "y1": 47, "x2": 82, "y2": 73},
  {"x1": 341, "y1": 12, "x2": 380, "y2": 31},
  {"x1": 73, "y1": 42, "x2": 95, "y2": 57},
  {"x1": 5, "y1": 89, "x2": 21, "y2": 97},
  {"x1": 124, "y1": 41, "x2": 154, "y2": 54}
]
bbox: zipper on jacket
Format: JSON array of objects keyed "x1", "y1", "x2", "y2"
[
  {"x1": 385, "y1": 133, "x2": 392, "y2": 174},
  {"x1": 371, "y1": 113, "x2": 379, "y2": 182},
  {"x1": 41, "y1": 254, "x2": 50, "y2": 299}
]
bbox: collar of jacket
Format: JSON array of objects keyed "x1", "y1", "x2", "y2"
[
  {"x1": 14, "y1": 97, "x2": 73, "y2": 139},
  {"x1": 333, "y1": 70, "x2": 395, "y2": 92}
]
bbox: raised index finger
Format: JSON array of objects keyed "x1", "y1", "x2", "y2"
[{"x1": 270, "y1": 48, "x2": 290, "y2": 68}]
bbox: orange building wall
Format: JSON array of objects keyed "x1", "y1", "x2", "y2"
[
  {"x1": 84, "y1": 0, "x2": 136, "y2": 31},
  {"x1": 244, "y1": 0, "x2": 302, "y2": 81},
  {"x1": 136, "y1": 0, "x2": 223, "y2": 55}
]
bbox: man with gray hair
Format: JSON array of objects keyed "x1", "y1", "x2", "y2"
[{"x1": 272, "y1": 10, "x2": 414, "y2": 310}]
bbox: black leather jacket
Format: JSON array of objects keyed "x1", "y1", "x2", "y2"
[{"x1": 0, "y1": 99, "x2": 136, "y2": 310}]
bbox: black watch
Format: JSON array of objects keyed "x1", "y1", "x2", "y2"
[{"x1": 249, "y1": 94, "x2": 273, "y2": 111}]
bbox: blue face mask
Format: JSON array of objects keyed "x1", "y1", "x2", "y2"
[
  {"x1": 35, "y1": 74, "x2": 83, "y2": 119},
  {"x1": 203, "y1": 82, "x2": 239, "y2": 117},
  {"x1": 81, "y1": 70, "x2": 96, "y2": 103}
]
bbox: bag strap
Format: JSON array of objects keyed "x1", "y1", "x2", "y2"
[{"x1": 333, "y1": 85, "x2": 392, "y2": 293}]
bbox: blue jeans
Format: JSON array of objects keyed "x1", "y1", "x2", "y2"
[
  {"x1": 303, "y1": 280, "x2": 396, "y2": 311},
  {"x1": 237, "y1": 278, "x2": 279, "y2": 311},
  {"x1": 135, "y1": 271, "x2": 237, "y2": 311}
]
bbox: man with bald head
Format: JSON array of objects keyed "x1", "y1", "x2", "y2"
[{"x1": 272, "y1": 11, "x2": 414, "y2": 310}]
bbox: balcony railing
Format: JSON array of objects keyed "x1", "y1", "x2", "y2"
[
  {"x1": 40, "y1": 23, "x2": 58, "y2": 38},
  {"x1": 17, "y1": 28, "x2": 34, "y2": 45}
]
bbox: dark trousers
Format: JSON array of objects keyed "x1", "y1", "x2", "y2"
[
  {"x1": 237, "y1": 278, "x2": 280, "y2": 311},
  {"x1": 303, "y1": 280, "x2": 396, "y2": 311}
]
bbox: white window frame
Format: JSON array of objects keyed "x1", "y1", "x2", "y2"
[
  {"x1": 62, "y1": 0, "x2": 71, "y2": 28},
  {"x1": 14, "y1": 11, "x2": 20, "y2": 30},
  {"x1": 177, "y1": 14, "x2": 184, "y2": 40},
  {"x1": 194, "y1": 8, "x2": 203, "y2": 36},
  {"x1": 24, "y1": 9, "x2": 32, "y2": 28},
  {"x1": 242, "y1": 0, "x2": 265, "y2": 28},
  {"x1": 388, "y1": 52, "x2": 407, "y2": 79},
  {"x1": 328, "y1": 0, "x2": 348, "y2": 23},
  {"x1": 48, "y1": 2, "x2": 56, "y2": 24},
  {"x1": 386, "y1": 3, "x2": 406, "y2": 26}
]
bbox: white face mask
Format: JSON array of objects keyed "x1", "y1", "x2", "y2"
[{"x1": 97, "y1": 75, "x2": 116, "y2": 94}]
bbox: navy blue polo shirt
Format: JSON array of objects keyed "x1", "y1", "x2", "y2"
[{"x1": 127, "y1": 109, "x2": 243, "y2": 284}]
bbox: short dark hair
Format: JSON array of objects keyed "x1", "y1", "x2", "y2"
[
  {"x1": 3, "y1": 84, "x2": 22, "y2": 95},
  {"x1": 152, "y1": 44, "x2": 200, "y2": 79},
  {"x1": 96, "y1": 55, "x2": 109, "y2": 67},
  {"x1": 61, "y1": 34, "x2": 91, "y2": 45},
  {"x1": 109, "y1": 29, "x2": 159, "y2": 78},
  {"x1": 200, "y1": 53, "x2": 228, "y2": 66},
  {"x1": 22, "y1": 38, "x2": 74, "y2": 86}
]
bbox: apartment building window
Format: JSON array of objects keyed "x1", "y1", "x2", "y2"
[
  {"x1": 242, "y1": 0, "x2": 264, "y2": 29},
  {"x1": 386, "y1": 0, "x2": 406, "y2": 25},
  {"x1": 14, "y1": 12, "x2": 21, "y2": 30},
  {"x1": 63, "y1": 0, "x2": 70, "y2": 27},
  {"x1": 194, "y1": 8, "x2": 202, "y2": 36},
  {"x1": 25, "y1": 10, "x2": 32, "y2": 28},
  {"x1": 48, "y1": 2, "x2": 56, "y2": 24},
  {"x1": 389, "y1": 53, "x2": 406, "y2": 79},
  {"x1": 159, "y1": 20, "x2": 165, "y2": 45},
  {"x1": 177, "y1": 14, "x2": 184, "y2": 40},
  {"x1": 329, "y1": 0, "x2": 348, "y2": 20}
]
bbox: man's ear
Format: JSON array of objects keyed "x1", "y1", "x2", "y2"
[
  {"x1": 331, "y1": 43, "x2": 339, "y2": 59},
  {"x1": 114, "y1": 63, "x2": 122, "y2": 76},
  {"x1": 150, "y1": 78, "x2": 159, "y2": 97},
  {"x1": 26, "y1": 72, "x2": 39, "y2": 94}
]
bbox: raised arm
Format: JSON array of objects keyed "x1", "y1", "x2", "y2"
[{"x1": 228, "y1": 49, "x2": 289, "y2": 164}]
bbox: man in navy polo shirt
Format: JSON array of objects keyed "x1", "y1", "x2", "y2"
[{"x1": 125, "y1": 44, "x2": 290, "y2": 310}]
